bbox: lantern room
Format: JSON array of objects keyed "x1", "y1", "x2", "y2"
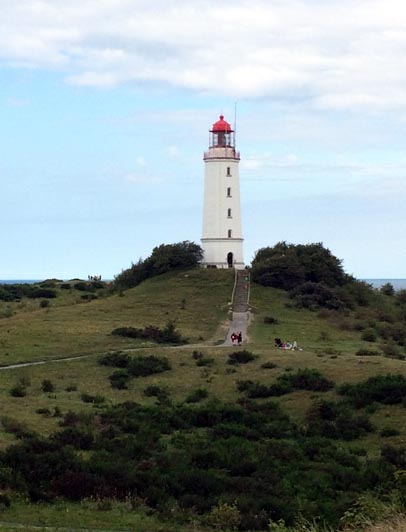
[{"x1": 209, "y1": 115, "x2": 235, "y2": 148}]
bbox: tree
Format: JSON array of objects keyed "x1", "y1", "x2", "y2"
[
  {"x1": 252, "y1": 242, "x2": 347, "y2": 290},
  {"x1": 114, "y1": 241, "x2": 203, "y2": 289}
]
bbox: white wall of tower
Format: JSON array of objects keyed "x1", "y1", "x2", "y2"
[{"x1": 201, "y1": 150, "x2": 244, "y2": 269}]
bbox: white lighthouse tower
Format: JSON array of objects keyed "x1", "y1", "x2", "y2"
[{"x1": 201, "y1": 115, "x2": 244, "y2": 269}]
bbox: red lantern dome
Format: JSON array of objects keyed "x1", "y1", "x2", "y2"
[{"x1": 211, "y1": 115, "x2": 233, "y2": 133}]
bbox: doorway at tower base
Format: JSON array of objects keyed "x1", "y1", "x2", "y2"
[{"x1": 201, "y1": 238, "x2": 244, "y2": 270}]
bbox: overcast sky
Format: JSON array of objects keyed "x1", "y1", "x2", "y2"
[{"x1": 1, "y1": 0, "x2": 405, "y2": 280}]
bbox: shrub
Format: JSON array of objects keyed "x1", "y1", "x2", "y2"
[
  {"x1": 80, "y1": 393, "x2": 105, "y2": 404},
  {"x1": 10, "y1": 384, "x2": 27, "y2": 397},
  {"x1": 264, "y1": 316, "x2": 279, "y2": 324},
  {"x1": 0, "y1": 416, "x2": 35, "y2": 438},
  {"x1": 60, "y1": 283, "x2": 71, "y2": 289},
  {"x1": 380, "y1": 282, "x2": 395, "y2": 296},
  {"x1": 361, "y1": 328, "x2": 377, "y2": 342},
  {"x1": 381, "y1": 342, "x2": 403, "y2": 359},
  {"x1": 65, "y1": 384, "x2": 77, "y2": 392},
  {"x1": 99, "y1": 352, "x2": 130, "y2": 368},
  {"x1": 128, "y1": 355, "x2": 171, "y2": 377},
  {"x1": 186, "y1": 389, "x2": 209, "y2": 403},
  {"x1": 40, "y1": 299, "x2": 50, "y2": 308},
  {"x1": 196, "y1": 357, "x2": 215, "y2": 367},
  {"x1": 290, "y1": 282, "x2": 345, "y2": 311},
  {"x1": 380, "y1": 428, "x2": 400, "y2": 438},
  {"x1": 144, "y1": 385, "x2": 169, "y2": 400},
  {"x1": 339, "y1": 374, "x2": 406, "y2": 407},
  {"x1": 252, "y1": 242, "x2": 347, "y2": 290},
  {"x1": 109, "y1": 369, "x2": 131, "y2": 389},
  {"x1": 111, "y1": 321, "x2": 187, "y2": 345},
  {"x1": 41, "y1": 379, "x2": 55, "y2": 393},
  {"x1": 355, "y1": 347, "x2": 381, "y2": 356},
  {"x1": 80, "y1": 294, "x2": 98, "y2": 301},
  {"x1": 73, "y1": 282, "x2": 92, "y2": 291},
  {"x1": 278, "y1": 368, "x2": 334, "y2": 392},
  {"x1": 236, "y1": 380, "x2": 291, "y2": 398},
  {"x1": 29, "y1": 288, "x2": 57, "y2": 299},
  {"x1": 261, "y1": 362, "x2": 278, "y2": 369},
  {"x1": 114, "y1": 241, "x2": 203, "y2": 289},
  {"x1": 305, "y1": 400, "x2": 373, "y2": 440},
  {"x1": 36, "y1": 407, "x2": 51, "y2": 416},
  {"x1": 208, "y1": 501, "x2": 241, "y2": 531},
  {"x1": 228, "y1": 350, "x2": 257, "y2": 365}
]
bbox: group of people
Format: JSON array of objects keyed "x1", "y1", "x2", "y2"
[
  {"x1": 274, "y1": 338, "x2": 298, "y2": 350},
  {"x1": 231, "y1": 331, "x2": 243, "y2": 345}
]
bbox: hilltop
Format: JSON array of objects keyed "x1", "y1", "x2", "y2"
[{"x1": 0, "y1": 249, "x2": 405, "y2": 531}]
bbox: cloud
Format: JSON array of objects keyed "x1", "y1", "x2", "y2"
[{"x1": 2, "y1": 1, "x2": 406, "y2": 109}]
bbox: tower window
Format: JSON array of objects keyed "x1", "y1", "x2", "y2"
[
  {"x1": 226, "y1": 166, "x2": 231, "y2": 176},
  {"x1": 227, "y1": 187, "x2": 231, "y2": 197},
  {"x1": 228, "y1": 229, "x2": 232, "y2": 238},
  {"x1": 227, "y1": 208, "x2": 232, "y2": 218}
]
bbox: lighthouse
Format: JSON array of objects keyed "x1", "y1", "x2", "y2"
[{"x1": 201, "y1": 115, "x2": 244, "y2": 269}]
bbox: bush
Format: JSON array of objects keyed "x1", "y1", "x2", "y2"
[
  {"x1": 252, "y1": 242, "x2": 347, "y2": 290},
  {"x1": 114, "y1": 241, "x2": 203, "y2": 289},
  {"x1": 261, "y1": 362, "x2": 278, "y2": 369},
  {"x1": 128, "y1": 355, "x2": 171, "y2": 377},
  {"x1": 109, "y1": 369, "x2": 131, "y2": 389},
  {"x1": 290, "y1": 282, "x2": 344, "y2": 311},
  {"x1": 380, "y1": 282, "x2": 395, "y2": 296},
  {"x1": 9, "y1": 384, "x2": 27, "y2": 397},
  {"x1": 196, "y1": 357, "x2": 215, "y2": 367},
  {"x1": 227, "y1": 350, "x2": 257, "y2": 365},
  {"x1": 40, "y1": 299, "x2": 50, "y2": 308},
  {"x1": 111, "y1": 321, "x2": 187, "y2": 345},
  {"x1": 0, "y1": 416, "x2": 35, "y2": 438},
  {"x1": 264, "y1": 316, "x2": 279, "y2": 324},
  {"x1": 186, "y1": 389, "x2": 209, "y2": 403},
  {"x1": 278, "y1": 368, "x2": 334, "y2": 392},
  {"x1": 339, "y1": 374, "x2": 406, "y2": 407},
  {"x1": 41, "y1": 379, "x2": 55, "y2": 393},
  {"x1": 355, "y1": 347, "x2": 381, "y2": 356},
  {"x1": 361, "y1": 328, "x2": 377, "y2": 342},
  {"x1": 29, "y1": 288, "x2": 57, "y2": 299},
  {"x1": 80, "y1": 393, "x2": 105, "y2": 404},
  {"x1": 144, "y1": 385, "x2": 169, "y2": 400},
  {"x1": 380, "y1": 427, "x2": 400, "y2": 438},
  {"x1": 99, "y1": 352, "x2": 130, "y2": 368},
  {"x1": 305, "y1": 400, "x2": 373, "y2": 440}
]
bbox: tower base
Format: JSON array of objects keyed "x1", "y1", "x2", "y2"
[{"x1": 201, "y1": 238, "x2": 244, "y2": 270}]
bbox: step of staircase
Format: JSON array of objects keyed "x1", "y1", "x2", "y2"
[{"x1": 232, "y1": 270, "x2": 250, "y2": 312}]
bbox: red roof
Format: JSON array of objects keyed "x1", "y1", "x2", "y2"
[{"x1": 211, "y1": 115, "x2": 232, "y2": 132}]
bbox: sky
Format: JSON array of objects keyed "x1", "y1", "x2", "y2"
[{"x1": 1, "y1": 0, "x2": 406, "y2": 280}]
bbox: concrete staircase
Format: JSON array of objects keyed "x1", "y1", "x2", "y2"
[{"x1": 232, "y1": 269, "x2": 250, "y2": 312}]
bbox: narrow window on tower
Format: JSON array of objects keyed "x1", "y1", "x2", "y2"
[
  {"x1": 228, "y1": 229, "x2": 232, "y2": 238},
  {"x1": 226, "y1": 166, "x2": 231, "y2": 176},
  {"x1": 227, "y1": 187, "x2": 231, "y2": 197},
  {"x1": 227, "y1": 208, "x2": 232, "y2": 218}
]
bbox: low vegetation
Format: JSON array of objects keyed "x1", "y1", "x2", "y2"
[{"x1": 0, "y1": 241, "x2": 405, "y2": 530}]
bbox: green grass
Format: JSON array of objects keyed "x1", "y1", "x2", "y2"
[
  {"x1": 0, "y1": 498, "x2": 204, "y2": 531},
  {"x1": 0, "y1": 269, "x2": 233, "y2": 365},
  {"x1": 1, "y1": 270, "x2": 406, "y2": 530}
]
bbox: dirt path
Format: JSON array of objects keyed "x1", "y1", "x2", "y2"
[
  {"x1": 223, "y1": 311, "x2": 252, "y2": 346},
  {"x1": 0, "y1": 310, "x2": 253, "y2": 371}
]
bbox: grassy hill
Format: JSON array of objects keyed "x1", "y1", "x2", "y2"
[{"x1": 0, "y1": 269, "x2": 405, "y2": 531}]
